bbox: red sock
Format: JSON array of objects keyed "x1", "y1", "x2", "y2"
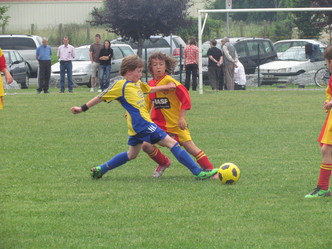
[
  {"x1": 317, "y1": 163, "x2": 332, "y2": 190},
  {"x1": 148, "y1": 147, "x2": 169, "y2": 166},
  {"x1": 195, "y1": 151, "x2": 214, "y2": 170}
]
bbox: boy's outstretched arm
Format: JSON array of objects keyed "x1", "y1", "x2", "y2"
[
  {"x1": 71, "y1": 96, "x2": 103, "y2": 114},
  {"x1": 150, "y1": 82, "x2": 176, "y2": 93}
]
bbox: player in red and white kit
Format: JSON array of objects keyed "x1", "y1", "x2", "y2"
[{"x1": 142, "y1": 52, "x2": 216, "y2": 177}]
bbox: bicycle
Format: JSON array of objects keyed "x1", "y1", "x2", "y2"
[{"x1": 314, "y1": 66, "x2": 331, "y2": 87}]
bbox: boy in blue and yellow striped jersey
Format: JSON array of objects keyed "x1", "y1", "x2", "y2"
[{"x1": 71, "y1": 55, "x2": 218, "y2": 180}]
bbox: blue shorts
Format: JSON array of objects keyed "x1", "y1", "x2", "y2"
[{"x1": 128, "y1": 124, "x2": 167, "y2": 146}]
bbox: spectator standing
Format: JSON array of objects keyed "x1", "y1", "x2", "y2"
[
  {"x1": 207, "y1": 40, "x2": 223, "y2": 91},
  {"x1": 183, "y1": 37, "x2": 199, "y2": 91},
  {"x1": 221, "y1": 37, "x2": 238, "y2": 90},
  {"x1": 234, "y1": 60, "x2": 246, "y2": 90},
  {"x1": 36, "y1": 37, "x2": 52, "y2": 94},
  {"x1": 98, "y1": 40, "x2": 113, "y2": 91},
  {"x1": 0, "y1": 48, "x2": 13, "y2": 110},
  {"x1": 57, "y1": 36, "x2": 75, "y2": 93},
  {"x1": 89, "y1": 34, "x2": 103, "y2": 92}
]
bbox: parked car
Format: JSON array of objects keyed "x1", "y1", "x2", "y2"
[
  {"x1": 202, "y1": 37, "x2": 277, "y2": 82},
  {"x1": 3, "y1": 50, "x2": 30, "y2": 88},
  {"x1": 274, "y1": 39, "x2": 327, "y2": 57},
  {"x1": 112, "y1": 35, "x2": 186, "y2": 60},
  {"x1": 257, "y1": 46, "x2": 325, "y2": 84},
  {"x1": 50, "y1": 44, "x2": 135, "y2": 87},
  {"x1": 0, "y1": 34, "x2": 42, "y2": 77}
]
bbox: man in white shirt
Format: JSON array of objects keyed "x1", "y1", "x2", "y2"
[{"x1": 57, "y1": 36, "x2": 75, "y2": 93}]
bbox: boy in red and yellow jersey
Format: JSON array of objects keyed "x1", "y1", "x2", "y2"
[
  {"x1": 142, "y1": 52, "x2": 215, "y2": 177},
  {"x1": 305, "y1": 45, "x2": 332, "y2": 198},
  {"x1": 71, "y1": 55, "x2": 218, "y2": 180},
  {"x1": 0, "y1": 48, "x2": 13, "y2": 110}
]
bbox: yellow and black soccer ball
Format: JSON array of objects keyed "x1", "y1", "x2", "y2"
[{"x1": 217, "y1": 163, "x2": 240, "y2": 184}]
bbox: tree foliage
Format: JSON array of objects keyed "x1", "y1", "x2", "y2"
[
  {"x1": 90, "y1": 0, "x2": 191, "y2": 57},
  {"x1": 0, "y1": 6, "x2": 10, "y2": 29},
  {"x1": 286, "y1": 0, "x2": 323, "y2": 39},
  {"x1": 207, "y1": 0, "x2": 328, "y2": 39},
  {"x1": 312, "y1": 0, "x2": 332, "y2": 27},
  {"x1": 206, "y1": 0, "x2": 284, "y2": 22}
]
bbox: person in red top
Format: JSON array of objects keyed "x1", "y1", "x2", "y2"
[
  {"x1": 0, "y1": 48, "x2": 13, "y2": 110},
  {"x1": 183, "y1": 37, "x2": 199, "y2": 91},
  {"x1": 305, "y1": 45, "x2": 332, "y2": 198},
  {"x1": 142, "y1": 52, "x2": 215, "y2": 177}
]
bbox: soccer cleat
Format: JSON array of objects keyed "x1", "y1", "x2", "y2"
[
  {"x1": 90, "y1": 166, "x2": 103, "y2": 179},
  {"x1": 90, "y1": 88, "x2": 94, "y2": 92},
  {"x1": 152, "y1": 158, "x2": 171, "y2": 178},
  {"x1": 305, "y1": 187, "x2": 332, "y2": 198},
  {"x1": 195, "y1": 168, "x2": 218, "y2": 180},
  {"x1": 98, "y1": 88, "x2": 102, "y2": 92}
]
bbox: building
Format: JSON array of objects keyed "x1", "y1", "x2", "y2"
[
  {"x1": 1, "y1": 0, "x2": 207, "y2": 31},
  {"x1": 1, "y1": 0, "x2": 103, "y2": 30}
]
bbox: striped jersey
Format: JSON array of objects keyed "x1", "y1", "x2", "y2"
[
  {"x1": 99, "y1": 79, "x2": 153, "y2": 136},
  {"x1": 318, "y1": 76, "x2": 332, "y2": 144},
  {"x1": 146, "y1": 74, "x2": 191, "y2": 131}
]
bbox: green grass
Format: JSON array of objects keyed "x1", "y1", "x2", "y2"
[{"x1": 1, "y1": 86, "x2": 332, "y2": 249}]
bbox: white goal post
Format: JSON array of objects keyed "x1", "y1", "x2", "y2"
[{"x1": 197, "y1": 7, "x2": 332, "y2": 94}]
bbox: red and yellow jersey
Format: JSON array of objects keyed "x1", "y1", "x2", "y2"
[
  {"x1": 0, "y1": 49, "x2": 6, "y2": 99},
  {"x1": 99, "y1": 79, "x2": 153, "y2": 136},
  {"x1": 318, "y1": 76, "x2": 332, "y2": 144},
  {"x1": 146, "y1": 74, "x2": 191, "y2": 131},
  {"x1": 0, "y1": 49, "x2": 6, "y2": 71}
]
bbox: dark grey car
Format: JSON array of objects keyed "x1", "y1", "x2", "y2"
[
  {"x1": 202, "y1": 37, "x2": 278, "y2": 75},
  {"x1": 3, "y1": 50, "x2": 30, "y2": 88}
]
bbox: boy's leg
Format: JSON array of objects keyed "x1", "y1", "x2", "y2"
[
  {"x1": 305, "y1": 144, "x2": 332, "y2": 197},
  {"x1": 91, "y1": 144, "x2": 141, "y2": 179},
  {"x1": 317, "y1": 145, "x2": 332, "y2": 190},
  {"x1": 142, "y1": 142, "x2": 171, "y2": 177},
  {"x1": 182, "y1": 140, "x2": 214, "y2": 170},
  {"x1": 158, "y1": 135, "x2": 217, "y2": 179}
]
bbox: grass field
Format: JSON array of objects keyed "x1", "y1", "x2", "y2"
[{"x1": 1, "y1": 86, "x2": 332, "y2": 249}]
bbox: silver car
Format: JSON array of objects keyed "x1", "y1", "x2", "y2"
[
  {"x1": 257, "y1": 46, "x2": 325, "y2": 84},
  {"x1": 50, "y1": 44, "x2": 135, "y2": 87}
]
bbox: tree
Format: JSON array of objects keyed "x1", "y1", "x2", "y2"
[
  {"x1": 312, "y1": 0, "x2": 332, "y2": 43},
  {"x1": 206, "y1": 0, "x2": 282, "y2": 22},
  {"x1": 90, "y1": 0, "x2": 191, "y2": 57},
  {"x1": 286, "y1": 0, "x2": 323, "y2": 39},
  {"x1": 0, "y1": 6, "x2": 10, "y2": 32}
]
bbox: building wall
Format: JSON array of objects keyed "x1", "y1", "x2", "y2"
[
  {"x1": 1, "y1": 0, "x2": 206, "y2": 31},
  {"x1": 2, "y1": 1, "x2": 103, "y2": 30}
]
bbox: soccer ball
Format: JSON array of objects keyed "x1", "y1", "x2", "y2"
[{"x1": 217, "y1": 163, "x2": 240, "y2": 184}]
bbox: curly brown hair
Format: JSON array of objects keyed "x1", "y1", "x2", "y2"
[{"x1": 148, "y1": 52, "x2": 178, "y2": 75}]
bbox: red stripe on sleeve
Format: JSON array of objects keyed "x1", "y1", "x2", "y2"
[{"x1": 175, "y1": 84, "x2": 191, "y2": 110}]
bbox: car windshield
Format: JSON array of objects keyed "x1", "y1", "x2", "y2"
[
  {"x1": 278, "y1": 47, "x2": 307, "y2": 61},
  {"x1": 74, "y1": 48, "x2": 90, "y2": 61},
  {"x1": 3, "y1": 51, "x2": 9, "y2": 62}
]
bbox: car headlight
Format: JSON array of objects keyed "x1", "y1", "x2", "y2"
[
  {"x1": 72, "y1": 66, "x2": 89, "y2": 74},
  {"x1": 277, "y1": 68, "x2": 292, "y2": 73}
]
